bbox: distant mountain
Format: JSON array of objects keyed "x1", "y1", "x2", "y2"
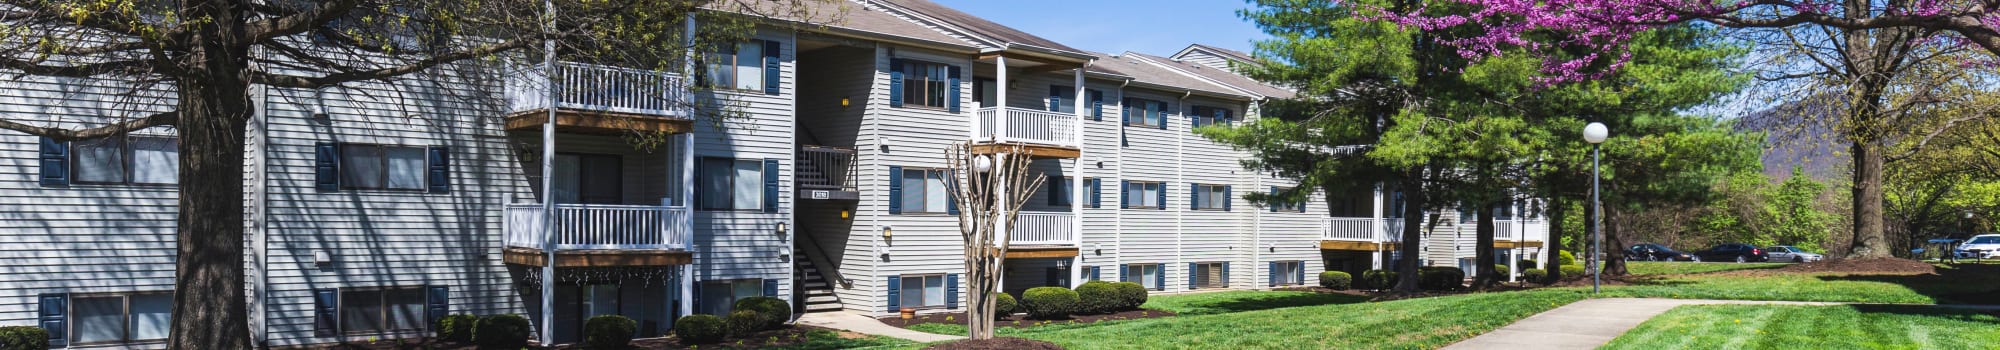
[{"x1": 1735, "y1": 97, "x2": 1849, "y2": 182}]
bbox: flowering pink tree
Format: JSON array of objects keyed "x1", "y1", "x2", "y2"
[{"x1": 1384, "y1": 0, "x2": 2000, "y2": 259}]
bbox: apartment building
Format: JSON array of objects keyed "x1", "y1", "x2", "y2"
[{"x1": 0, "y1": 0, "x2": 1546, "y2": 348}]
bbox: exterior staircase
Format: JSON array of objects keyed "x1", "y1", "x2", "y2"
[{"x1": 794, "y1": 257, "x2": 844, "y2": 313}]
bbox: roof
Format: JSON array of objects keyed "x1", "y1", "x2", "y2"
[
  {"x1": 1179, "y1": 43, "x2": 1258, "y2": 65},
  {"x1": 1087, "y1": 51, "x2": 1245, "y2": 99},
  {"x1": 874, "y1": 0, "x2": 1086, "y2": 54},
  {"x1": 1131, "y1": 52, "x2": 1295, "y2": 99},
  {"x1": 709, "y1": 0, "x2": 975, "y2": 50}
]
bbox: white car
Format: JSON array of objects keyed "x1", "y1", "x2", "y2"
[
  {"x1": 1764, "y1": 246, "x2": 1824, "y2": 263},
  {"x1": 1956, "y1": 234, "x2": 2000, "y2": 259}
]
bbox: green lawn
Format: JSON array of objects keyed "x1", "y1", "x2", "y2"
[
  {"x1": 1593, "y1": 266, "x2": 2000, "y2": 304},
  {"x1": 1602, "y1": 304, "x2": 2000, "y2": 349},
  {"x1": 1624, "y1": 261, "x2": 1787, "y2": 275}
]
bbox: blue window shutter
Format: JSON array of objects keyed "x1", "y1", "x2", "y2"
[
  {"x1": 315, "y1": 142, "x2": 340, "y2": 192},
  {"x1": 426, "y1": 286, "x2": 449, "y2": 329},
  {"x1": 1222, "y1": 262, "x2": 1231, "y2": 288},
  {"x1": 763, "y1": 40, "x2": 781, "y2": 95},
  {"x1": 946, "y1": 170, "x2": 961, "y2": 215},
  {"x1": 1190, "y1": 107, "x2": 1204, "y2": 128},
  {"x1": 886, "y1": 276, "x2": 901, "y2": 312},
  {"x1": 1296, "y1": 263, "x2": 1306, "y2": 285},
  {"x1": 1269, "y1": 262, "x2": 1279, "y2": 287},
  {"x1": 1119, "y1": 180, "x2": 1130, "y2": 209},
  {"x1": 764, "y1": 159, "x2": 780, "y2": 213},
  {"x1": 1047, "y1": 85, "x2": 1063, "y2": 112},
  {"x1": 947, "y1": 66, "x2": 962, "y2": 113},
  {"x1": 945, "y1": 274, "x2": 960, "y2": 309},
  {"x1": 1156, "y1": 102, "x2": 1168, "y2": 130},
  {"x1": 1089, "y1": 89, "x2": 1104, "y2": 120},
  {"x1": 1189, "y1": 183, "x2": 1201, "y2": 210},
  {"x1": 1187, "y1": 263, "x2": 1197, "y2": 289},
  {"x1": 1118, "y1": 264, "x2": 1130, "y2": 282},
  {"x1": 888, "y1": 59, "x2": 905, "y2": 107},
  {"x1": 1153, "y1": 266, "x2": 1165, "y2": 291},
  {"x1": 38, "y1": 138, "x2": 69, "y2": 187},
  {"x1": 1157, "y1": 183, "x2": 1168, "y2": 211},
  {"x1": 1090, "y1": 266, "x2": 1102, "y2": 281},
  {"x1": 1269, "y1": 186, "x2": 1280, "y2": 213},
  {"x1": 1223, "y1": 185, "x2": 1232, "y2": 211},
  {"x1": 887, "y1": 166, "x2": 903, "y2": 214},
  {"x1": 1088, "y1": 178, "x2": 1101, "y2": 208},
  {"x1": 1121, "y1": 98, "x2": 1134, "y2": 124},
  {"x1": 426, "y1": 147, "x2": 450, "y2": 194},
  {"x1": 38, "y1": 293, "x2": 66, "y2": 347},
  {"x1": 314, "y1": 288, "x2": 339, "y2": 336},
  {"x1": 1220, "y1": 109, "x2": 1233, "y2": 126},
  {"x1": 763, "y1": 279, "x2": 779, "y2": 297}
]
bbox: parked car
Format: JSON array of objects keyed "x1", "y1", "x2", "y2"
[
  {"x1": 1956, "y1": 234, "x2": 2000, "y2": 259},
  {"x1": 1693, "y1": 243, "x2": 1769, "y2": 263},
  {"x1": 1625, "y1": 243, "x2": 1694, "y2": 261},
  {"x1": 1763, "y1": 245, "x2": 1824, "y2": 263}
]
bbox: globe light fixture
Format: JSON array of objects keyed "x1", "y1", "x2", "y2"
[
  {"x1": 973, "y1": 155, "x2": 994, "y2": 173},
  {"x1": 1583, "y1": 122, "x2": 1609, "y2": 144}
]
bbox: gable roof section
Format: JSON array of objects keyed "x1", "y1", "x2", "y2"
[
  {"x1": 872, "y1": 0, "x2": 1088, "y2": 56},
  {"x1": 1088, "y1": 51, "x2": 1247, "y2": 100},
  {"x1": 1173, "y1": 43, "x2": 1259, "y2": 68},
  {"x1": 710, "y1": 0, "x2": 977, "y2": 51},
  {"x1": 1130, "y1": 52, "x2": 1295, "y2": 99}
]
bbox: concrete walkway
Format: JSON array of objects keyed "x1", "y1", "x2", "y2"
[
  {"x1": 1442, "y1": 298, "x2": 1841, "y2": 350},
  {"x1": 795, "y1": 311, "x2": 965, "y2": 343}
]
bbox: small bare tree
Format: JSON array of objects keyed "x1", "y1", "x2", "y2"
[{"x1": 942, "y1": 142, "x2": 1043, "y2": 340}]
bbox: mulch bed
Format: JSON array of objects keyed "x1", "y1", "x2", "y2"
[
  {"x1": 879, "y1": 308, "x2": 1176, "y2": 329},
  {"x1": 924, "y1": 337, "x2": 1064, "y2": 350},
  {"x1": 313, "y1": 325, "x2": 871, "y2": 350},
  {"x1": 1275, "y1": 283, "x2": 1548, "y2": 302},
  {"x1": 1777, "y1": 258, "x2": 1937, "y2": 275}
]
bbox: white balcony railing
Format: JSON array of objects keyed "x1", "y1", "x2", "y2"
[
  {"x1": 1009, "y1": 212, "x2": 1077, "y2": 246},
  {"x1": 506, "y1": 61, "x2": 689, "y2": 117},
  {"x1": 975, "y1": 107, "x2": 1080, "y2": 148},
  {"x1": 1494, "y1": 219, "x2": 1548, "y2": 241},
  {"x1": 1325, "y1": 217, "x2": 1379, "y2": 241},
  {"x1": 504, "y1": 203, "x2": 691, "y2": 250}
]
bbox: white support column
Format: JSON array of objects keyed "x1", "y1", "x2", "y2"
[
  {"x1": 1069, "y1": 64, "x2": 1087, "y2": 287},
  {"x1": 1371, "y1": 184, "x2": 1385, "y2": 270},
  {"x1": 537, "y1": 0, "x2": 558, "y2": 343},
  {"x1": 994, "y1": 55, "x2": 1009, "y2": 142},
  {"x1": 677, "y1": 14, "x2": 699, "y2": 320}
]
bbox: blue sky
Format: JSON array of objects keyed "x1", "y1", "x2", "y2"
[{"x1": 928, "y1": 0, "x2": 1270, "y2": 56}]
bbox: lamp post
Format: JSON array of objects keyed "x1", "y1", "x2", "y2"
[{"x1": 1583, "y1": 122, "x2": 1608, "y2": 294}]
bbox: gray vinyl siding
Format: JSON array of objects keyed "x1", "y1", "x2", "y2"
[
  {"x1": 794, "y1": 42, "x2": 877, "y2": 312},
  {"x1": 1175, "y1": 49, "x2": 1240, "y2": 74},
  {"x1": 848, "y1": 45, "x2": 974, "y2": 315},
  {"x1": 691, "y1": 30, "x2": 796, "y2": 303}
]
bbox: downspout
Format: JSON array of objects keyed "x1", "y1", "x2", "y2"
[
  {"x1": 247, "y1": 67, "x2": 271, "y2": 348},
  {"x1": 1175, "y1": 90, "x2": 1188, "y2": 290},
  {"x1": 1247, "y1": 98, "x2": 1260, "y2": 289},
  {"x1": 1113, "y1": 77, "x2": 1130, "y2": 284}
]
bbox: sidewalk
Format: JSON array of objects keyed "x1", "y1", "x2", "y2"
[
  {"x1": 1441, "y1": 298, "x2": 1840, "y2": 350},
  {"x1": 795, "y1": 311, "x2": 965, "y2": 343}
]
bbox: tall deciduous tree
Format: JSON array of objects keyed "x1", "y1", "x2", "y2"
[
  {"x1": 943, "y1": 143, "x2": 1044, "y2": 340},
  {"x1": 0, "y1": 0, "x2": 830, "y2": 347}
]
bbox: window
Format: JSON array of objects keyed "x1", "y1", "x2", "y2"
[
  {"x1": 1271, "y1": 187, "x2": 1308, "y2": 212},
  {"x1": 973, "y1": 79, "x2": 997, "y2": 107},
  {"x1": 339, "y1": 144, "x2": 426, "y2": 190},
  {"x1": 899, "y1": 275, "x2": 947, "y2": 308},
  {"x1": 1125, "y1": 264, "x2": 1162, "y2": 290},
  {"x1": 1275, "y1": 262, "x2": 1303, "y2": 286},
  {"x1": 700, "y1": 279, "x2": 765, "y2": 315},
  {"x1": 698, "y1": 158, "x2": 764, "y2": 211},
  {"x1": 1083, "y1": 266, "x2": 1101, "y2": 282},
  {"x1": 1124, "y1": 99, "x2": 1167, "y2": 127},
  {"x1": 339, "y1": 287, "x2": 426, "y2": 334},
  {"x1": 899, "y1": 60, "x2": 951, "y2": 108},
  {"x1": 1124, "y1": 181, "x2": 1162, "y2": 209},
  {"x1": 1193, "y1": 184, "x2": 1228, "y2": 210},
  {"x1": 899, "y1": 168, "x2": 950, "y2": 213},
  {"x1": 1191, "y1": 262, "x2": 1226, "y2": 289},
  {"x1": 71, "y1": 136, "x2": 178, "y2": 185},
  {"x1": 704, "y1": 41, "x2": 767, "y2": 91},
  {"x1": 69, "y1": 292, "x2": 170, "y2": 344},
  {"x1": 1189, "y1": 106, "x2": 1232, "y2": 127},
  {"x1": 1048, "y1": 177, "x2": 1072, "y2": 207},
  {"x1": 1047, "y1": 85, "x2": 1075, "y2": 113}
]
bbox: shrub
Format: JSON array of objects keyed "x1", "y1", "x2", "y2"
[
  {"x1": 1073, "y1": 281, "x2": 1121, "y2": 314},
  {"x1": 1558, "y1": 251, "x2": 1577, "y2": 266},
  {"x1": 583, "y1": 314, "x2": 637, "y2": 349},
  {"x1": 1019, "y1": 287, "x2": 1079, "y2": 319},
  {"x1": 473, "y1": 314, "x2": 531, "y2": 350},
  {"x1": 724, "y1": 310, "x2": 767, "y2": 337},
  {"x1": 1491, "y1": 264, "x2": 1511, "y2": 279},
  {"x1": 1112, "y1": 282, "x2": 1148, "y2": 310},
  {"x1": 435, "y1": 314, "x2": 479, "y2": 342},
  {"x1": 1522, "y1": 269, "x2": 1548, "y2": 283},
  {"x1": 1417, "y1": 267, "x2": 1464, "y2": 291},
  {"x1": 1318, "y1": 271, "x2": 1353, "y2": 290},
  {"x1": 1359, "y1": 270, "x2": 1398, "y2": 289},
  {"x1": 673, "y1": 314, "x2": 727, "y2": 344},
  {"x1": 0, "y1": 326, "x2": 49, "y2": 350},
  {"x1": 731, "y1": 296, "x2": 791, "y2": 330},
  {"x1": 993, "y1": 292, "x2": 1019, "y2": 319},
  {"x1": 1560, "y1": 265, "x2": 1586, "y2": 280},
  {"x1": 1520, "y1": 259, "x2": 1539, "y2": 270}
]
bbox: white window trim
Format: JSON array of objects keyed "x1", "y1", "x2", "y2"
[
  {"x1": 698, "y1": 157, "x2": 764, "y2": 212},
  {"x1": 338, "y1": 143, "x2": 429, "y2": 191},
  {"x1": 68, "y1": 291, "x2": 173, "y2": 346}
]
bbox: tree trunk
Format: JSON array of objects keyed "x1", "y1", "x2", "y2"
[
  {"x1": 1473, "y1": 202, "x2": 1497, "y2": 288},
  {"x1": 1393, "y1": 175, "x2": 1425, "y2": 293},
  {"x1": 1848, "y1": 139, "x2": 1889, "y2": 258},
  {"x1": 965, "y1": 254, "x2": 996, "y2": 339},
  {"x1": 1544, "y1": 197, "x2": 1565, "y2": 283},
  {"x1": 169, "y1": 0, "x2": 255, "y2": 348},
  {"x1": 1602, "y1": 206, "x2": 1628, "y2": 276}
]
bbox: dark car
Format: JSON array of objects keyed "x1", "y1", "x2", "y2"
[
  {"x1": 1624, "y1": 243, "x2": 1694, "y2": 261},
  {"x1": 1693, "y1": 243, "x2": 1769, "y2": 263}
]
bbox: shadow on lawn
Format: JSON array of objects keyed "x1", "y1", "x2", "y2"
[
  {"x1": 1817, "y1": 264, "x2": 2000, "y2": 305},
  {"x1": 1845, "y1": 304, "x2": 2000, "y2": 324},
  {"x1": 1171, "y1": 292, "x2": 1373, "y2": 315}
]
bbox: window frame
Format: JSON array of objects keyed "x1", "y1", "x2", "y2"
[
  {"x1": 1193, "y1": 184, "x2": 1228, "y2": 210},
  {"x1": 337, "y1": 286, "x2": 428, "y2": 335},
  {"x1": 898, "y1": 60, "x2": 952, "y2": 109},
  {"x1": 70, "y1": 135, "x2": 179, "y2": 186},
  {"x1": 337, "y1": 143, "x2": 429, "y2": 191},
  {"x1": 697, "y1": 157, "x2": 765, "y2": 212},
  {"x1": 1125, "y1": 99, "x2": 1166, "y2": 127},
  {"x1": 67, "y1": 291, "x2": 172, "y2": 346},
  {"x1": 1048, "y1": 176, "x2": 1073, "y2": 207},
  {"x1": 898, "y1": 167, "x2": 951, "y2": 214},
  {"x1": 1192, "y1": 262, "x2": 1226, "y2": 289},
  {"x1": 1125, "y1": 181, "x2": 1163, "y2": 209},
  {"x1": 1275, "y1": 261, "x2": 1303, "y2": 286},
  {"x1": 1126, "y1": 264, "x2": 1163, "y2": 291},
  {"x1": 699, "y1": 279, "x2": 765, "y2": 315},
  {"x1": 702, "y1": 40, "x2": 769, "y2": 92},
  {"x1": 898, "y1": 274, "x2": 948, "y2": 309}
]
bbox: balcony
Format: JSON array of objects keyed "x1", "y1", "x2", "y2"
[
  {"x1": 796, "y1": 145, "x2": 859, "y2": 200},
  {"x1": 503, "y1": 61, "x2": 693, "y2": 135},
  {"x1": 1005, "y1": 212, "x2": 1078, "y2": 259},
  {"x1": 1322, "y1": 217, "x2": 1392, "y2": 251},
  {"x1": 502, "y1": 203, "x2": 693, "y2": 267},
  {"x1": 1494, "y1": 219, "x2": 1549, "y2": 248},
  {"x1": 972, "y1": 107, "x2": 1081, "y2": 158}
]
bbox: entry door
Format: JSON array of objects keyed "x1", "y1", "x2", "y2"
[{"x1": 553, "y1": 153, "x2": 624, "y2": 204}]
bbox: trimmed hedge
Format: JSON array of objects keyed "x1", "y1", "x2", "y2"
[
  {"x1": 473, "y1": 314, "x2": 532, "y2": 350},
  {"x1": 1522, "y1": 269, "x2": 1548, "y2": 283},
  {"x1": 1073, "y1": 281, "x2": 1121, "y2": 314},
  {"x1": 1560, "y1": 265, "x2": 1586, "y2": 280},
  {"x1": 1020, "y1": 287, "x2": 1079, "y2": 319},
  {"x1": 1112, "y1": 282, "x2": 1148, "y2": 310},
  {"x1": 1491, "y1": 264, "x2": 1510, "y2": 279},
  {"x1": 0, "y1": 326, "x2": 49, "y2": 350},
  {"x1": 724, "y1": 310, "x2": 766, "y2": 337},
  {"x1": 1520, "y1": 259, "x2": 1540, "y2": 270},
  {"x1": 673, "y1": 314, "x2": 726, "y2": 344},
  {"x1": 993, "y1": 292, "x2": 1019, "y2": 319},
  {"x1": 1359, "y1": 270, "x2": 1397, "y2": 290},
  {"x1": 1417, "y1": 267, "x2": 1464, "y2": 291},
  {"x1": 584, "y1": 314, "x2": 637, "y2": 349},
  {"x1": 1318, "y1": 271, "x2": 1352, "y2": 290},
  {"x1": 732, "y1": 296, "x2": 791, "y2": 330},
  {"x1": 435, "y1": 314, "x2": 478, "y2": 342},
  {"x1": 1558, "y1": 250, "x2": 1577, "y2": 266}
]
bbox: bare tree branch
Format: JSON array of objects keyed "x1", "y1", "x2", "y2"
[
  {"x1": 252, "y1": 39, "x2": 533, "y2": 88},
  {"x1": 0, "y1": 111, "x2": 177, "y2": 141}
]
